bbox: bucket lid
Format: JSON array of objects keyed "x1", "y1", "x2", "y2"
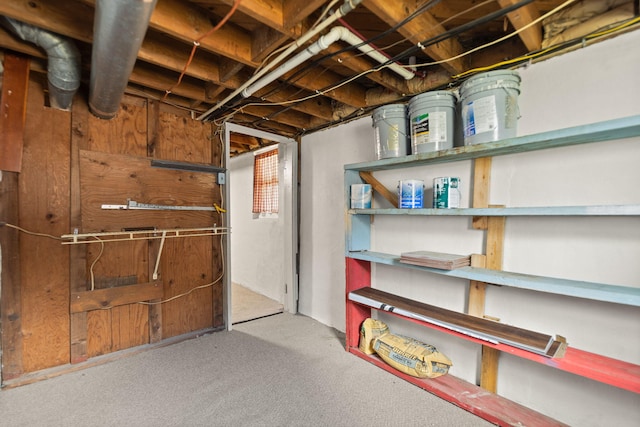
[
  {"x1": 372, "y1": 103, "x2": 406, "y2": 120},
  {"x1": 460, "y1": 70, "x2": 521, "y2": 98},
  {"x1": 409, "y1": 90, "x2": 456, "y2": 112},
  {"x1": 409, "y1": 90, "x2": 456, "y2": 104}
]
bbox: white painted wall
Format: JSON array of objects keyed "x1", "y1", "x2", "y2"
[
  {"x1": 299, "y1": 30, "x2": 640, "y2": 427},
  {"x1": 229, "y1": 149, "x2": 284, "y2": 303}
]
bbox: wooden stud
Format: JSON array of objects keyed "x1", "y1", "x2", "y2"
[
  {"x1": 147, "y1": 237, "x2": 163, "y2": 344},
  {"x1": 0, "y1": 53, "x2": 29, "y2": 381},
  {"x1": 0, "y1": 53, "x2": 30, "y2": 172},
  {"x1": 468, "y1": 254, "x2": 487, "y2": 318},
  {"x1": 69, "y1": 96, "x2": 90, "y2": 364},
  {"x1": 0, "y1": 172, "x2": 23, "y2": 381},
  {"x1": 480, "y1": 206, "x2": 506, "y2": 392},
  {"x1": 472, "y1": 157, "x2": 492, "y2": 230}
]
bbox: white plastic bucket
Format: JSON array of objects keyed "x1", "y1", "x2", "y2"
[
  {"x1": 351, "y1": 184, "x2": 372, "y2": 209},
  {"x1": 433, "y1": 177, "x2": 461, "y2": 209},
  {"x1": 398, "y1": 180, "x2": 424, "y2": 209},
  {"x1": 408, "y1": 90, "x2": 456, "y2": 154},
  {"x1": 372, "y1": 104, "x2": 409, "y2": 159},
  {"x1": 459, "y1": 70, "x2": 521, "y2": 145}
]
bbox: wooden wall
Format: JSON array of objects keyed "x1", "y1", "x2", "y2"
[{"x1": 1, "y1": 66, "x2": 224, "y2": 382}]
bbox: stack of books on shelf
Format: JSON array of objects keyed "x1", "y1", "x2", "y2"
[{"x1": 399, "y1": 251, "x2": 470, "y2": 270}]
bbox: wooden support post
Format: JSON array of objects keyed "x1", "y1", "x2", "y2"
[
  {"x1": 69, "y1": 96, "x2": 89, "y2": 364},
  {"x1": 146, "y1": 100, "x2": 164, "y2": 342},
  {"x1": 472, "y1": 157, "x2": 492, "y2": 230},
  {"x1": 480, "y1": 209, "x2": 506, "y2": 392},
  {"x1": 0, "y1": 53, "x2": 30, "y2": 381},
  {"x1": 147, "y1": 237, "x2": 163, "y2": 343},
  {"x1": 0, "y1": 53, "x2": 30, "y2": 172},
  {"x1": 468, "y1": 254, "x2": 487, "y2": 317},
  {"x1": 0, "y1": 172, "x2": 23, "y2": 381}
]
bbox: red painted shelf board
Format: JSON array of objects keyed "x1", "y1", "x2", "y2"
[
  {"x1": 348, "y1": 347, "x2": 569, "y2": 427},
  {"x1": 349, "y1": 288, "x2": 640, "y2": 393}
]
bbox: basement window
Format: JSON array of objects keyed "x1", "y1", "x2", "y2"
[{"x1": 253, "y1": 147, "x2": 278, "y2": 218}]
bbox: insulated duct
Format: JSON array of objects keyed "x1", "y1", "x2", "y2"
[
  {"x1": 89, "y1": 0, "x2": 157, "y2": 119},
  {"x1": 0, "y1": 17, "x2": 80, "y2": 110}
]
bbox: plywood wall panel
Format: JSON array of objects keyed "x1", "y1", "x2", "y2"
[
  {"x1": 87, "y1": 309, "x2": 112, "y2": 357},
  {"x1": 79, "y1": 149, "x2": 217, "y2": 232},
  {"x1": 85, "y1": 239, "x2": 150, "y2": 355},
  {"x1": 19, "y1": 78, "x2": 71, "y2": 372},
  {"x1": 86, "y1": 101, "x2": 148, "y2": 156},
  {"x1": 155, "y1": 111, "x2": 212, "y2": 163},
  {"x1": 160, "y1": 237, "x2": 214, "y2": 338}
]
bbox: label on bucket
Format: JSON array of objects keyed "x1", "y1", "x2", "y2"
[
  {"x1": 433, "y1": 177, "x2": 460, "y2": 209},
  {"x1": 463, "y1": 95, "x2": 497, "y2": 138},
  {"x1": 398, "y1": 180, "x2": 424, "y2": 209},
  {"x1": 412, "y1": 111, "x2": 447, "y2": 146},
  {"x1": 351, "y1": 184, "x2": 372, "y2": 209}
]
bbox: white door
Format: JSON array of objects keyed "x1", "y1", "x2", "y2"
[{"x1": 223, "y1": 123, "x2": 298, "y2": 330}]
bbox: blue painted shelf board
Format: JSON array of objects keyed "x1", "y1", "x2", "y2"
[
  {"x1": 349, "y1": 205, "x2": 640, "y2": 216},
  {"x1": 345, "y1": 115, "x2": 640, "y2": 172},
  {"x1": 347, "y1": 251, "x2": 640, "y2": 307}
]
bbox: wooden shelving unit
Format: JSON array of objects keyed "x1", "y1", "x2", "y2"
[{"x1": 344, "y1": 116, "x2": 640, "y2": 424}]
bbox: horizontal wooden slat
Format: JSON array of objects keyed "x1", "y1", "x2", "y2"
[{"x1": 70, "y1": 282, "x2": 163, "y2": 313}]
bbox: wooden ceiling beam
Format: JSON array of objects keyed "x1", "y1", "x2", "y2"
[
  {"x1": 283, "y1": 0, "x2": 329, "y2": 30},
  {"x1": 239, "y1": 104, "x2": 316, "y2": 130},
  {"x1": 130, "y1": 64, "x2": 209, "y2": 102},
  {"x1": 281, "y1": 67, "x2": 368, "y2": 108},
  {"x1": 496, "y1": 0, "x2": 542, "y2": 52},
  {"x1": 364, "y1": 0, "x2": 468, "y2": 75},
  {"x1": 0, "y1": 0, "x2": 94, "y2": 42},
  {"x1": 149, "y1": 0, "x2": 256, "y2": 66}
]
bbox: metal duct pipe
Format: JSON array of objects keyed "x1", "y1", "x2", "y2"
[
  {"x1": 0, "y1": 17, "x2": 80, "y2": 110},
  {"x1": 89, "y1": 0, "x2": 158, "y2": 119}
]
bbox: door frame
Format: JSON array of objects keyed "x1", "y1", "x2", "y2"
[{"x1": 223, "y1": 123, "x2": 299, "y2": 331}]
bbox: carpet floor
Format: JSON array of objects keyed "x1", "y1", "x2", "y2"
[{"x1": 0, "y1": 312, "x2": 492, "y2": 427}]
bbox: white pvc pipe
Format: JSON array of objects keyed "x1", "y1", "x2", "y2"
[
  {"x1": 196, "y1": 0, "x2": 364, "y2": 121},
  {"x1": 241, "y1": 26, "x2": 413, "y2": 99}
]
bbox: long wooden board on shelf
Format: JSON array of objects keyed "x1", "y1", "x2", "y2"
[
  {"x1": 400, "y1": 251, "x2": 470, "y2": 270},
  {"x1": 349, "y1": 287, "x2": 567, "y2": 358}
]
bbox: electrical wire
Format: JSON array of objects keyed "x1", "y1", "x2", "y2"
[
  {"x1": 162, "y1": 0, "x2": 242, "y2": 102},
  {"x1": 420, "y1": 0, "x2": 579, "y2": 73},
  {"x1": 453, "y1": 14, "x2": 640, "y2": 80},
  {"x1": 89, "y1": 236, "x2": 105, "y2": 291},
  {"x1": 0, "y1": 222, "x2": 62, "y2": 240}
]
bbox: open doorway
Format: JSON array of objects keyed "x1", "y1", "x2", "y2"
[{"x1": 223, "y1": 123, "x2": 298, "y2": 328}]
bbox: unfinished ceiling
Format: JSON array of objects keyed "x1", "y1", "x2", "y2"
[{"x1": 0, "y1": 0, "x2": 638, "y2": 155}]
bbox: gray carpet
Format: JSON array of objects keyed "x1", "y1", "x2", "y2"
[{"x1": 0, "y1": 312, "x2": 493, "y2": 427}]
